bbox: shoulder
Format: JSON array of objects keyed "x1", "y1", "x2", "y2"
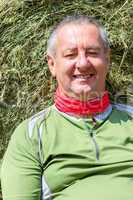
[
  {"x1": 112, "y1": 103, "x2": 133, "y2": 119},
  {"x1": 3, "y1": 107, "x2": 52, "y2": 165},
  {"x1": 27, "y1": 107, "x2": 51, "y2": 138},
  {"x1": 11, "y1": 106, "x2": 51, "y2": 143}
]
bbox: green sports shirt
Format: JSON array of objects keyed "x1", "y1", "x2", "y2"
[{"x1": 1, "y1": 104, "x2": 133, "y2": 200}]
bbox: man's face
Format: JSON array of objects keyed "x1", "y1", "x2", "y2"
[{"x1": 48, "y1": 23, "x2": 110, "y2": 100}]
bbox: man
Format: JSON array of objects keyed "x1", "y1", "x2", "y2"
[{"x1": 1, "y1": 15, "x2": 133, "y2": 200}]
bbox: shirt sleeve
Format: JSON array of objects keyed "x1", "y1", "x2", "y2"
[{"x1": 1, "y1": 120, "x2": 43, "y2": 200}]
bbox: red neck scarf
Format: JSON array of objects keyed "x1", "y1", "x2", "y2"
[{"x1": 54, "y1": 88, "x2": 110, "y2": 116}]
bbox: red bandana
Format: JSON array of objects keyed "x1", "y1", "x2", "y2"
[{"x1": 54, "y1": 88, "x2": 110, "y2": 116}]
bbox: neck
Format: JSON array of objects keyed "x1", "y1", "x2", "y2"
[{"x1": 54, "y1": 88, "x2": 110, "y2": 117}]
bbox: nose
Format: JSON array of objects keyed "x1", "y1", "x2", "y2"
[{"x1": 75, "y1": 53, "x2": 90, "y2": 70}]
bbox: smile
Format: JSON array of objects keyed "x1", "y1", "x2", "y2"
[{"x1": 73, "y1": 74, "x2": 95, "y2": 79}]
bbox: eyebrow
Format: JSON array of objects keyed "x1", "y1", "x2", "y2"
[
  {"x1": 63, "y1": 46, "x2": 101, "y2": 52},
  {"x1": 62, "y1": 48, "x2": 77, "y2": 54},
  {"x1": 86, "y1": 45, "x2": 101, "y2": 50}
]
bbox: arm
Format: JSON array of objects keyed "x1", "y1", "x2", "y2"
[{"x1": 1, "y1": 120, "x2": 42, "y2": 200}]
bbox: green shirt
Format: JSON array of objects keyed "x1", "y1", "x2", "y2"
[{"x1": 1, "y1": 104, "x2": 133, "y2": 200}]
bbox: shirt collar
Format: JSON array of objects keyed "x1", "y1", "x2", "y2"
[
  {"x1": 52, "y1": 104, "x2": 112, "y2": 123},
  {"x1": 94, "y1": 104, "x2": 112, "y2": 122}
]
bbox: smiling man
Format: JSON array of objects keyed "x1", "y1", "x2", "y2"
[
  {"x1": 47, "y1": 19, "x2": 109, "y2": 101},
  {"x1": 1, "y1": 15, "x2": 133, "y2": 200}
]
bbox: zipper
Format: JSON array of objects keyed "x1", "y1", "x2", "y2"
[
  {"x1": 89, "y1": 130, "x2": 99, "y2": 160},
  {"x1": 83, "y1": 120, "x2": 100, "y2": 160}
]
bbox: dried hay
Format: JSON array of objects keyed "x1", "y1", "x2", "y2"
[{"x1": 0, "y1": 0, "x2": 133, "y2": 160}]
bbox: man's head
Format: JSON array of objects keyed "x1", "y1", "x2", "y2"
[{"x1": 47, "y1": 15, "x2": 110, "y2": 100}]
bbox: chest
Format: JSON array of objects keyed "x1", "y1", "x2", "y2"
[{"x1": 42, "y1": 118, "x2": 133, "y2": 193}]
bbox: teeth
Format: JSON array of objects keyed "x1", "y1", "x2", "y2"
[{"x1": 74, "y1": 74, "x2": 94, "y2": 78}]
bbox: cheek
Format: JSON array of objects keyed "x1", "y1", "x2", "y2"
[
  {"x1": 94, "y1": 65, "x2": 108, "y2": 81},
  {"x1": 95, "y1": 58, "x2": 108, "y2": 71},
  {"x1": 62, "y1": 61, "x2": 76, "y2": 76},
  {"x1": 62, "y1": 57, "x2": 76, "y2": 67},
  {"x1": 98, "y1": 66, "x2": 107, "y2": 76}
]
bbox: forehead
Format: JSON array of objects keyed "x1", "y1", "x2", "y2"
[{"x1": 56, "y1": 23, "x2": 103, "y2": 50}]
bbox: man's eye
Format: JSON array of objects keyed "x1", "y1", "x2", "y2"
[
  {"x1": 86, "y1": 51, "x2": 99, "y2": 56},
  {"x1": 65, "y1": 54, "x2": 76, "y2": 58}
]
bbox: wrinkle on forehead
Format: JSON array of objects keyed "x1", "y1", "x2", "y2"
[{"x1": 56, "y1": 24, "x2": 103, "y2": 52}]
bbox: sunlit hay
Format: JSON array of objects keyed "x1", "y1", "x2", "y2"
[{"x1": 0, "y1": 0, "x2": 133, "y2": 169}]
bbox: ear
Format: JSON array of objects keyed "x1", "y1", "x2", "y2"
[{"x1": 47, "y1": 55, "x2": 56, "y2": 77}]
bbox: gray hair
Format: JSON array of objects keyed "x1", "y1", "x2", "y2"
[{"x1": 47, "y1": 15, "x2": 110, "y2": 56}]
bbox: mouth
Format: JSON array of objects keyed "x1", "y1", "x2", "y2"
[{"x1": 73, "y1": 74, "x2": 96, "y2": 80}]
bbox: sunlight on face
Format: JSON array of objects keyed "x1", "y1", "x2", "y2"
[{"x1": 48, "y1": 23, "x2": 110, "y2": 100}]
